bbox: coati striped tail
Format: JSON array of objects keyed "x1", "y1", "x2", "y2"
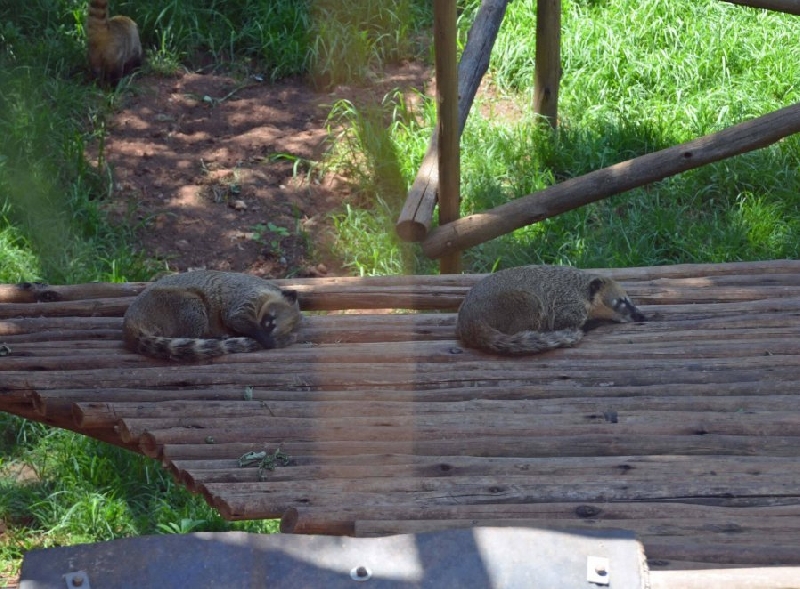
[
  {"x1": 483, "y1": 327, "x2": 584, "y2": 355},
  {"x1": 138, "y1": 336, "x2": 263, "y2": 361}
]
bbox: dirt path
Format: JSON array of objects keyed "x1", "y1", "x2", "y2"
[{"x1": 100, "y1": 63, "x2": 430, "y2": 278}]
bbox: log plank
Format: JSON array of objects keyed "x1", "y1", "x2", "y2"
[
  {"x1": 280, "y1": 500, "x2": 800, "y2": 535},
  {"x1": 74, "y1": 392, "x2": 800, "y2": 430},
  {"x1": 3, "y1": 261, "x2": 800, "y2": 567},
  {"x1": 154, "y1": 434, "x2": 800, "y2": 462}
]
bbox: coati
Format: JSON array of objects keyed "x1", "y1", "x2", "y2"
[
  {"x1": 122, "y1": 270, "x2": 302, "y2": 361},
  {"x1": 456, "y1": 265, "x2": 645, "y2": 355},
  {"x1": 87, "y1": 0, "x2": 143, "y2": 84}
]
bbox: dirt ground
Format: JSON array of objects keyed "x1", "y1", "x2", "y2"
[{"x1": 99, "y1": 62, "x2": 431, "y2": 279}]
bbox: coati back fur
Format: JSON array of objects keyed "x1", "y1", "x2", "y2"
[
  {"x1": 87, "y1": 0, "x2": 143, "y2": 84},
  {"x1": 122, "y1": 270, "x2": 302, "y2": 362},
  {"x1": 456, "y1": 265, "x2": 645, "y2": 355}
]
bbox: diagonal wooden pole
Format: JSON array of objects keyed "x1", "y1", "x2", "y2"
[{"x1": 422, "y1": 101, "x2": 800, "y2": 259}]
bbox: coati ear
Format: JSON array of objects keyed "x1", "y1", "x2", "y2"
[
  {"x1": 588, "y1": 278, "x2": 605, "y2": 299},
  {"x1": 281, "y1": 289, "x2": 298, "y2": 304}
]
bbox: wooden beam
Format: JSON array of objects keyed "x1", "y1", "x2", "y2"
[
  {"x1": 433, "y1": 0, "x2": 461, "y2": 274},
  {"x1": 534, "y1": 0, "x2": 561, "y2": 124},
  {"x1": 396, "y1": 0, "x2": 510, "y2": 243},
  {"x1": 422, "y1": 101, "x2": 800, "y2": 259},
  {"x1": 721, "y1": 0, "x2": 800, "y2": 15}
]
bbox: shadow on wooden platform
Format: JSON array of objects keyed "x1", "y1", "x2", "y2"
[{"x1": 2, "y1": 260, "x2": 800, "y2": 578}]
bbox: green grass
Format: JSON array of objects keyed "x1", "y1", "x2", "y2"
[
  {"x1": 326, "y1": 92, "x2": 436, "y2": 275},
  {"x1": 329, "y1": 0, "x2": 800, "y2": 274},
  {"x1": 0, "y1": 415, "x2": 277, "y2": 582}
]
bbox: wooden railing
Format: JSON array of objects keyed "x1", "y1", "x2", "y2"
[{"x1": 398, "y1": 0, "x2": 800, "y2": 269}]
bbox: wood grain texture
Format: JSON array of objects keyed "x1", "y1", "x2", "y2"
[{"x1": 2, "y1": 261, "x2": 800, "y2": 569}]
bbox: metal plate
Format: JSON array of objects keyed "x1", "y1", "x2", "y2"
[{"x1": 20, "y1": 527, "x2": 647, "y2": 589}]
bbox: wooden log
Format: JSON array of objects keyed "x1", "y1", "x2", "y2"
[
  {"x1": 9, "y1": 308, "x2": 800, "y2": 355},
  {"x1": 353, "y1": 515, "x2": 800, "y2": 543},
  {"x1": 1, "y1": 329, "x2": 122, "y2": 344},
  {"x1": 34, "y1": 380, "x2": 800, "y2": 434},
  {"x1": 0, "y1": 385, "x2": 41, "y2": 418},
  {"x1": 0, "y1": 281, "x2": 144, "y2": 303},
  {"x1": 0, "y1": 259, "x2": 798, "y2": 307},
  {"x1": 643, "y1": 539, "x2": 800, "y2": 566},
  {"x1": 1, "y1": 402, "x2": 137, "y2": 453},
  {"x1": 434, "y1": 0, "x2": 461, "y2": 274},
  {"x1": 13, "y1": 308, "x2": 800, "y2": 362},
  {"x1": 396, "y1": 0, "x2": 510, "y2": 242},
  {"x1": 7, "y1": 315, "x2": 800, "y2": 367},
  {"x1": 0, "y1": 297, "x2": 133, "y2": 319},
  {"x1": 126, "y1": 414, "x2": 798, "y2": 457},
  {"x1": 154, "y1": 431, "x2": 800, "y2": 463},
  {"x1": 0, "y1": 352, "x2": 150, "y2": 371},
  {"x1": 74, "y1": 390, "x2": 800, "y2": 432},
  {"x1": 212, "y1": 471, "x2": 800, "y2": 519},
  {"x1": 422, "y1": 102, "x2": 800, "y2": 258},
  {"x1": 0, "y1": 316, "x2": 119, "y2": 336},
  {"x1": 36, "y1": 397, "x2": 78, "y2": 423},
  {"x1": 534, "y1": 0, "x2": 561, "y2": 124},
  {"x1": 281, "y1": 501, "x2": 800, "y2": 535},
  {"x1": 175, "y1": 454, "x2": 800, "y2": 493},
  {"x1": 646, "y1": 271, "x2": 800, "y2": 287},
  {"x1": 629, "y1": 284, "x2": 800, "y2": 305},
  {"x1": 348, "y1": 520, "x2": 800, "y2": 565},
  {"x1": 720, "y1": 0, "x2": 800, "y2": 15},
  {"x1": 12, "y1": 353, "x2": 800, "y2": 397},
  {"x1": 305, "y1": 259, "x2": 800, "y2": 284},
  {"x1": 584, "y1": 259, "x2": 800, "y2": 281},
  {"x1": 651, "y1": 297, "x2": 800, "y2": 320},
  {"x1": 121, "y1": 408, "x2": 800, "y2": 449},
  {"x1": 156, "y1": 421, "x2": 800, "y2": 464},
  {"x1": 2, "y1": 260, "x2": 799, "y2": 317},
  {"x1": 6, "y1": 290, "x2": 800, "y2": 354},
  {"x1": 215, "y1": 481, "x2": 800, "y2": 517}
]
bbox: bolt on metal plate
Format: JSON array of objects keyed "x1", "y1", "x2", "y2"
[
  {"x1": 587, "y1": 556, "x2": 610, "y2": 585},
  {"x1": 21, "y1": 528, "x2": 646, "y2": 588},
  {"x1": 350, "y1": 565, "x2": 372, "y2": 581},
  {"x1": 63, "y1": 571, "x2": 91, "y2": 589}
]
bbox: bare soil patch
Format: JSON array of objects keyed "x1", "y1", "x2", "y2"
[{"x1": 100, "y1": 63, "x2": 430, "y2": 279}]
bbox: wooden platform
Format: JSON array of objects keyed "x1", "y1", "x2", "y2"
[{"x1": 2, "y1": 260, "x2": 800, "y2": 573}]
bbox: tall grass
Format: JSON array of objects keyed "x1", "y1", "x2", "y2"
[{"x1": 326, "y1": 92, "x2": 436, "y2": 275}]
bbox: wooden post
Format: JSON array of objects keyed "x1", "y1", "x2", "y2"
[
  {"x1": 534, "y1": 0, "x2": 561, "y2": 125},
  {"x1": 396, "y1": 0, "x2": 510, "y2": 243},
  {"x1": 421, "y1": 100, "x2": 800, "y2": 259},
  {"x1": 434, "y1": 0, "x2": 461, "y2": 274}
]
